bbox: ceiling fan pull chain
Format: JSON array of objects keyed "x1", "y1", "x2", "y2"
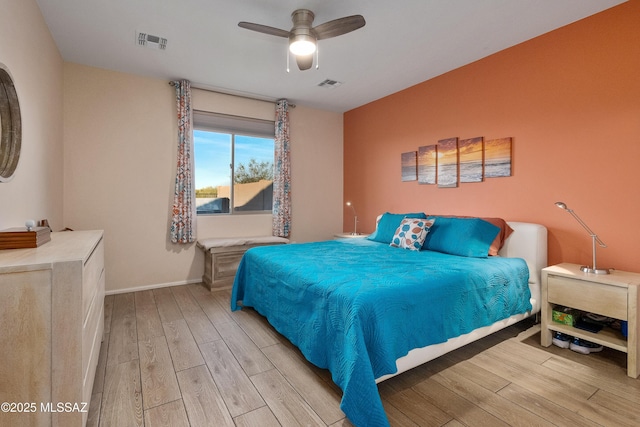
[
  {"x1": 316, "y1": 45, "x2": 319, "y2": 70},
  {"x1": 286, "y1": 46, "x2": 290, "y2": 73}
]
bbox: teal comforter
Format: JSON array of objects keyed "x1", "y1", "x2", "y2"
[{"x1": 231, "y1": 238, "x2": 531, "y2": 426}]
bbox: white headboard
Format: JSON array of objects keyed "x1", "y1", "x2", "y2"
[{"x1": 500, "y1": 222, "x2": 548, "y2": 313}]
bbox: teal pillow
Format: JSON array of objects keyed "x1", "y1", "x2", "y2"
[
  {"x1": 423, "y1": 216, "x2": 500, "y2": 258},
  {"x1": 367, "y1": 212, "x2": 427, "y2": 244}
]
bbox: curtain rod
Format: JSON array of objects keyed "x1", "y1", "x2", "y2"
[{"x1": 168, "y1": 81, "x2": 295, "y2": 108}]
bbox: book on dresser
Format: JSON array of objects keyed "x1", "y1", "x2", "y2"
[{"x1": 0, "y1": 226, "x2": 51, "y2": 249}]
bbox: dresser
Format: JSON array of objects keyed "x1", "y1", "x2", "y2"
[{"x1": 0, "y1": 230, "x2": 105, "y2": 427}]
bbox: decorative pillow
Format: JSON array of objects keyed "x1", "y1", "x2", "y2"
[
  {"x1": 367, "y1": 212, "x2": 427, "y2": 244},
  {"x1": 479, "y1": 217, "x2": 514, "y2": 255},
  {"x1": 390, "y1": 218, "x2": 435, "y2": 251},
  {"x1": 431, "y1": 215, "x2": 514, "y2": 255},
  {"x1": 423, "y1": 216, "x2": 500, "y2": 258}
]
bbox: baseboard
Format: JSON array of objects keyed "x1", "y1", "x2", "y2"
[{"x1": 105, "y1": 278, "x2": 203, "y2": 295}]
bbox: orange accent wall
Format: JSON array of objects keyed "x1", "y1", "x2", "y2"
[{"x1": 344, "y1": 1, "x2": 640, "y2": 272}]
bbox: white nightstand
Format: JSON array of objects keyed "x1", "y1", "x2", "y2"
[
  {"x1": 541, "y1": 263, "x2": 640, "y2": 378},
  {"x1": 334, "y1": 233, "x2": 369, "y2": 239}
]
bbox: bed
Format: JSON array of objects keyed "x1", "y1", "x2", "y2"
[{"x1": 231, "y1": 215, "x2": 547, "y2": 427}]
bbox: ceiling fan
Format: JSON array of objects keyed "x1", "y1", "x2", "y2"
[{"x1": 238, "y1": 9, "x2": 365, "y2": 71}]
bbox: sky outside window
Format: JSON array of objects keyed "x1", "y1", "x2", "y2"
[{"x1": 194, "y1": 130, "x2": 274, "y2": 190}]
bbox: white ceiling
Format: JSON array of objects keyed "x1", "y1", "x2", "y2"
[{"x1": 35, "y1": 0, "x2": 625, "y2": 113}]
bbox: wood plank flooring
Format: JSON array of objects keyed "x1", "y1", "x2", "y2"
[{"x1": 89, "y1": 284, "x2": 640, "y2": 426}]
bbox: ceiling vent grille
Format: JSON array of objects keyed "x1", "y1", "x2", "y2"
[
  {"x1": 318, "y1": 79, "x2": 342, "y2": 88},
  {"x1": 137, "y1": 32, "x2": 168, "y2": 50}
]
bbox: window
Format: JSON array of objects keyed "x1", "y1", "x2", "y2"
[{"x1": 193, "y1": 111, "x2": 275, "y2": 215}]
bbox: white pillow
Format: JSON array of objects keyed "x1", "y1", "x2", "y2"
[{"x1": 390, "y1": 218, "x2": 435, "y2": 251}]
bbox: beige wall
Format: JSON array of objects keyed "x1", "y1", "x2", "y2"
[
  {"x1": 0, "y1": 0, "x2": 64, "y2": 231},
  {"x1": 63, "y1": 64, "x2": 343, "y2": 293},
  {"x1": 289, "y1": 105, "x2": 344, "y2": 242}
]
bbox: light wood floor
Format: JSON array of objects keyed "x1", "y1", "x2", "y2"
[{"x1": 88, "y1": 283, "x2": 640, "y2": 426}]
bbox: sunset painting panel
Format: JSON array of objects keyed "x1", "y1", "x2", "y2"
[
  {"x1": 437, "y1": 137, "x2": 458, "y2": 188},
  {"x1": 485, "y1": 137, "x2": 512, "y2": 177},
  {"x1": 418, "y1": 145, "x2": 437, "y2": 185},
  {"x1": 459, "y1": 136, "x2": 484, "y2": 183},
  {"x1": 401, "y1": 151, "x2": 417, "y2": 182}
]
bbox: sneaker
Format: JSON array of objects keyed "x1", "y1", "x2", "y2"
[
  {"x1": 552, "y1": 332, "x2": 572, "y2": 349},
  {"x1": 569, "y1": 338, "x2": 603, "y2": 354}
]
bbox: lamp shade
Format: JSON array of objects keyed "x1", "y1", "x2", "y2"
[{"x1": 289, "y1": 34, "x2": 316, "y2": 55}]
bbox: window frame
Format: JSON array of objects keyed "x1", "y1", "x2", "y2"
[{"x1": 193, "y1": 110, "x2": 275, "y2": 216}]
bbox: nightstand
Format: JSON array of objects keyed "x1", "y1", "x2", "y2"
[
  {"x1": 541, "y1": 263, "x2": 640, "y2": 378},
  {"x1": 334, "y1": 233, "x2": 369, "y2": 239}
]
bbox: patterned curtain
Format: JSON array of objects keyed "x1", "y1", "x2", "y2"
[
  {"x1": 170, "y1": 80, "x2": 196, "y2": 244},
  {"x1": 273, "y1": 99, "x2": 291, "y2": 237}
]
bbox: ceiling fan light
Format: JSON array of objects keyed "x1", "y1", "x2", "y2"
[{"x1": 289, "y1": 35, "x2": 316, "y2": 56}]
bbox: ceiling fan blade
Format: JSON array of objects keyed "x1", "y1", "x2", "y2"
[
  {"x1": 313, "y1": 15, "x2": 365, "y2": 40},
  {"x1": 238, "y1": 22, "x2": 290, "y2": 38},
  {"x1": 296, "y1": 54, "x2": 313, "y2": 71}
]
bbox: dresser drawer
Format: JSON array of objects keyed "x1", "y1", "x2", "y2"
[
  {"x1": 82, "y1": 268, "x2": 104, "y2": 376},
  {"x1": 82, "y1": 267, "x2": 104, "y2": 412},
  {"x1": 83, "y1": 238, "x2": 104, "y2": 319},
  {"x1": 547, "y1": 275, "x2": 628, "y2": 320}
]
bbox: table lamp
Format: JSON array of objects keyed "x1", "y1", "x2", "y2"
[
  {"x1": 555, "y1": 201, "x2": 610, "y2": 274},
  {"x1": 346, "y1": 201, "x2": 359, "y2": 235}
]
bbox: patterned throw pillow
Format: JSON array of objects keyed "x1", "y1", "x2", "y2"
[{"x1": 390, "y1": 218, "x2": 435, "y2": 251}]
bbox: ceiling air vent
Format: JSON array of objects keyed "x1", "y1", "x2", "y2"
[
  {"x1": 136, "y1": 32, "x2": 168, "y2": 50},
  {"x1": 318, "y1": 79, "x2": 342, "y2": 88}
]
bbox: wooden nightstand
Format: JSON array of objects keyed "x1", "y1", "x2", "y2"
[
  {"x1": 541, "y1": 263, "x2": 640, "y2": 378},
  {"x1": 334, "y1": 233, "x2": 369, "y2": 239}
]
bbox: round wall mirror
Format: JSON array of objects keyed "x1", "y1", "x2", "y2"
[{"x1": 0, "y1": 66, "x2": 22, "y2": 182}]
